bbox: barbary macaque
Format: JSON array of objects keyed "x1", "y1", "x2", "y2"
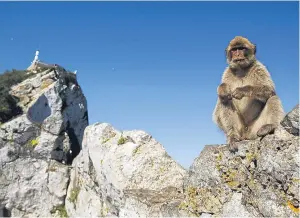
[{"x1": 213, "y1": 36, "x2": 284, "y2": 151}]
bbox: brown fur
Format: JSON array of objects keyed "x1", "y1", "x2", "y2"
[{"x1": 213, "y1": 36, "x2": 285, "y2": 151}]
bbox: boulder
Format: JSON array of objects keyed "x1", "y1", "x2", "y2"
[{"x1": 0, "y1": 67, "x2": 88, "y2": 216}]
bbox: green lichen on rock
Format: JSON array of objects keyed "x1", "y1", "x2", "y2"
[
  {"x1": 133, "y1": 145, "x2": 142, "y2": 155},
  {"x1": 179, "y1": 185, "x2": 225, "y2": 216},
  {"x1": 102, "y1": 138, "x2": 110, "y2": 144},
  {"x1": 150, "y1": 159, "x2": 154, "y2": 168},
  {"x1": 50, "y1": 205, "x2": 68, "y2": 218},
  {"x1": 100, "y1": 206, "x2": 109, "y2": 217},
  {"x1": 216, "y1": 152, "x2": 223, "y2": 161},
  {"x1": 245, "y1": 150, "x2": 259, "y2": 164},
  {"x1": 68, "y1": 187, "x2": 80, "y2": 204},
  {"x1": 101, "y1": 132, "x2": 116, "y2": 145},
  {"x1": 159, "y1": 166, "x2": 166, "y2": 173},
  {"x1": 226, "y1": 181, "x2": 240, "y2": 189},
  {"x1": 25, "y1": 138, "x2": 39, "y2": 149},
  {"x1": 178, "y1": 186, "x2": 199, "y2": 215},
  {"x1": 117, "y1": 135, "x2": 127, "y2": 145},
  {"x1": 30, "y1": 138, "x2": 39, "y2": 147},
  {"x1": 219, "y1": 167, "x2": 242, "y2": 190}
]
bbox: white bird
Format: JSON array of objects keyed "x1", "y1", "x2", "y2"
[
  {"x1": 74, "y1": 70, "x2": 77, "y2": 74},
  {"x1": 10, "y1": 38, "x2": 14, "y2": 41}
]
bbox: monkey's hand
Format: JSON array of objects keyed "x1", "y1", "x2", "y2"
[
  {"x1": 232, "y1": 86, "x2": 252, "y2": 100},
  {"x1": 257, "y1": 124, "x2": 276, "y2": 137},
  {"x1": 227, "y1": 134, "x2": 242, "y2": 152},
  {"x1": 218, "y1": 83, "x2": 232, "y2": 104}
]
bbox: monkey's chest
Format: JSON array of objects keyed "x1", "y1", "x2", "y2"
[{"x1": 232, "y1": 97, "x2": 265, "y2": 125}]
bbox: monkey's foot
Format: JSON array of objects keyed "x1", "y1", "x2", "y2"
[
  {"x1": 257, "y1": 124, "x2": 276, "y2": 137},
  {"x1": 229, "y1": 143, "x2": 239, "y2": 153}
]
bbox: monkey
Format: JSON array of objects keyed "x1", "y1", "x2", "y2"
[{"x1": 213, "y1": 36, "x2": 285, "y2": 152}]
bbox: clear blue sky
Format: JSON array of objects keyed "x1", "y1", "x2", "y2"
[{"x1": 0, "y1": 2, "x2": 298, "y2": 169}]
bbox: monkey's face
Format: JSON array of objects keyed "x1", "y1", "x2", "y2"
[
  {"x1": 231, "y1": 47, "x2": 248, "y2": 62},
  {"x1": 226, "y1": 36, "x2": 256, "y2": 70}
]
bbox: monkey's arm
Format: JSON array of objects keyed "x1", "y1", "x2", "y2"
[
  {"x1": 232, "y1": 85, "x2": 275, "y2": 102},
  {"x1": 232, "y1": 67, "x2": 276, "y2": 102},
  {"x1": 217, "y1": 83, "x2": 232, "y2": 105}
]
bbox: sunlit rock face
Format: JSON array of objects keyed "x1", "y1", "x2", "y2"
[
  {"x1": 0, "y1": 67, "x2": 88, "y2": 217},
  {"x1": 65, "y1": 123, "x2": 188, "y2": 217},
  {"x1": 63, "y1": 106, "x2": 299, "y2": 217}
]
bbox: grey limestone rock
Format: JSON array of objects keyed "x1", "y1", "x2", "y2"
[
  {"x1": 0, "y1": 67, "x2": 88, "y2": 217},
  {"x1": 281, "y1": 104, "x2": 299, "y2": 136}
]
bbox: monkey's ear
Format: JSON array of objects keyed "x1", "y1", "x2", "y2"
[{"x1": 253, "y1": 44, "x2": 257, "y2": 54}]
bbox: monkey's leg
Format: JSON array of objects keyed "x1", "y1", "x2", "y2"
[
  {"x1": 213, "y1": 100, "x2": 244, "y2": 151},
  {"x1": 250, "y1": 96, "x2": 285, "y2": 138}
]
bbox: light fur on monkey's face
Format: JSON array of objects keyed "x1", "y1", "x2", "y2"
[{"x1": 226, "y1": 36, "x2": 256, "y2": 70}]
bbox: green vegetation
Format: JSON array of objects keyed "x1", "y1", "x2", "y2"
[
  {"x1": 159, "y1": 166, "x2": 166, "y2": 173},
  {"x1": 292, "y1": 178, "x2": 300, "y2": 183},
  {"x1": 102, "y1": 138, "x2": 110, "y2": 144},
  {"x1": 150, "y1": 159, "x2": 154, "y2": 168},
  {"x1": 68, "y1": 186, "x2": 80, "y2": 203},
  {"x1": 117, "y1": 135, "x2": 127, "y2": 145},
  {"x1": 50, "y1": 205, "x2": 68, "y2": 218},
  {"x1": 99, "y1": 206, "x2": 109, "y2": 217},
  {"x1": 101, "y1": 132, "x2": 116, "y2": 144},
  {"x1": 24, "y1": 138, "x2": 39, "y2": 150},
  {"x1": 30, "y1": 139, "x2": 39, "y2": 147},
  {"x1": 133, "y1": 146, "x2": 142, "y2": 155},
  {"x1": 0, "y1": 69, "x2": 33, "y2": 123}
]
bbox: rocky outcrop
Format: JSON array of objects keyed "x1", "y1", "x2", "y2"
[
  {"x1": 0, "y1": 64, "x2": 299, "y2": 217},
  {"x1": 65, "y1": 123, "x2": 187, "y2": 217},
  {"x1": 183, "y1": 125, "x2": 299, "y2": 217},
  {"x1": 0, "y1": 67, "x2": 88, "y2": 216},
  {"x1": 63, "y1": 106, "x2": 299, "y2": 217},
  {"x1": 281, "y1": 104, "x2": 299, "y2": 136}
]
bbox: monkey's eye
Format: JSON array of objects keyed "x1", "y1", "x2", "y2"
[{"x1": 231, "y1": 47, "x2": 247, "y2": 51}]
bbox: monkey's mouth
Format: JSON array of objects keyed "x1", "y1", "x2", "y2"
[{"x1": 233, "y1": 58, "x2": 246, "y2": 62}]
